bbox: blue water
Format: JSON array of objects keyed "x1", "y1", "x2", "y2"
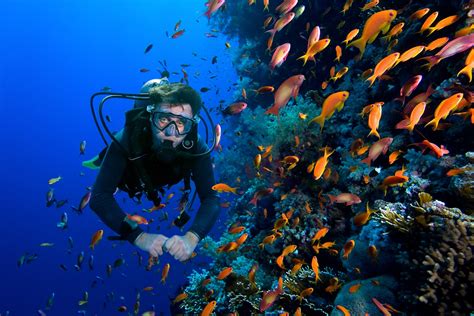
[{"x1": 0, "y1": 1, "x2": 237, "y2": 314}]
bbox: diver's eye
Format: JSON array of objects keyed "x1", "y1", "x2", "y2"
[
  {"x1": 159, "y1": 117, "x2": 170, "y2": 124},
  {"x1": 176, "y1": 120, "x2": 184, "y2": 127}
]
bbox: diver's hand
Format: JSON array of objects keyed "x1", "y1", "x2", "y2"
[
  {"x1": 134, "y1": 233, "x2": 169, "y2": 257},
  {"x1": 163, "y1": 232, "x2": 199, "y2": 262}
]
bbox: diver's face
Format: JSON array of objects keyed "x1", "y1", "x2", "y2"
[{"x1": 152, "y1": 103, "x2": 193, "y2": 148}]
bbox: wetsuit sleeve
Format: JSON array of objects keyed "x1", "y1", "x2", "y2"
[
  {"x1": 89, "y1": 130, "x2": 144, "y2": 244},
  {"x1": 187, "y1": 139, "x2": 221, "y2": 240}
]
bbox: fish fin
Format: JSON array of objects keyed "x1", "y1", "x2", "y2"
[
  {"x1": 82, "y1": 155, "x2": 101, "y2": 170},
  {"x1": 296, "y1": 53, "x2": 309, "y2": 66},
  {"x1": 457, "y1": 64, "x2": 473, "y2": 83},
  {"x1": 366, "y1": 74, "x2": 377, "y2": 87},
  {"x1": 424, "y1": 117, "x2": 439, "y2": 130},
  {"x1": 395, "y1": 118, "x2": 410, "y2": 130},
  {"x1": 265, "y1": 105, "x2": 280, "y2": 116},
  {"x1": 347, "y1": 38, "x2": 366, "y2": 57},
  {"x1": 309, "y1": 115, "x2": 325, "y2": 131},
  {"x1": 367, "y1": 129, "x2": 381, "y2": 139},
  {"x1": 393, "y1": 96, "x2": 406, "y2": 105},
  {"x1": 361, "y1": 157, "x2": 371, "y2": 166}
]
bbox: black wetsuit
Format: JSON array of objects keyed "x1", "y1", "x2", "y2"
[{"x1": 90, "y1": 129, "x2": 221, "y2": 244}]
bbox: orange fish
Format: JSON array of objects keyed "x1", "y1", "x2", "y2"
[
  {"x1": 425, "y1": 37, "x2": 450, "y2": 51},
  {"x1": 309, "y1": 91, "x2": 350, "y2": 130},
  {"x1": 341, "y1": 0, "x2": 354, "y2": 15},
  {"x1": 172, "y1": 292, "x2": 188, "y2": 304},
  {"x1": 446, "y1": 168, "x2": 466, "y2": 177},
  {"x1": 263, "y1": 16, "x2": 273, "y2": 29},
  {"x1": 259, "y1": 234, "x2": 276, "y2": 249},
  {"x1": 249, "y1": 188, "x2": 274, "y2": 206},
  {"x1": 259, "y1": 288, "x2": 283, "y2": 312},
  {"x1": 200, "y1": 300, "x2": 217, "y2": 316},
  {"x1": 298, "y1": 287, "x2": 314, "y2": 303},
  {"x1": 424, "y1": 93, "x2": 464, "y2": 130},
  {"x1": 297, "y1": 38, "x2": 331, "y2": 66},
  {"x1": 334, "y1": 45, "x2": 342, "y2": 62},
  {"x1": 90, "y1": 229, "x2": 103, "y2": 250},
  {"x1": 380, "y1": 175, "x2": 408, "y2": 195},
  {"x1": 349, "y1": 283, "x2": 362, "y2": 293},
  {"x1": 212, "y1": 183, "x2": 238, "y2": 194},
  {"x1": 236, "y1": 233, "x2": 248, "y2": 246},
  {"x1": 171, "y1": 29, "x2": 185, "y2": 39},
  {"x1": 270, "y1": 43, "x2": 291, "y2": 71},
  {"x1": 419, "y1": 11, "x2": 439, "y2": 34},
  {"x1": 353, "y1": 202, "x2": 376, "y2": 226},
  {"x1": 216, "y1": 267, "x2": 233, "y2": 280},
  {"x1": 409, "y1": 8, "x2": 430, "y2": 20},
  {"x1": 347, "y1": 10, "x2": 397, "y2": 58},
  {"x1": 396, "y1": 45, "x2": 425, "y2": 65},
  {"x1": 330, "y1": 67, "x2": 349, "y2": 82},
  {"x1": 266, "y1": 11, "x2": 295, "y2": 39},
  {"x1": 372, "y1": 298, "x2": 392, "y2": 316},
  {"x1": 366, "y1": 52, "x2": 400, "y2": 86},
  {"x1": 161, "y1": 263, "x2": 170, "y2": 284},
  {"x1": 127, "y1": 214, "x2": 149, "y2": 225},
  {"x1": 342, "y1": 240, "x2": 355, "y2": 259},
  {"x1": 312, "y1": 147, "x2": 335, "y2": 180},
  {"x1": 276, "y1": 255, "x2": 286, "y2": 269},
  {"x1": 367, "y1": 102, "x2": 383, "y2": 138},
  {"x1": 382, "y1": 22, "x2": 404, "y2": 42},
  {"x1": 412, "y1": 140, "x2": 449, "y2": 158},
  {"x1": 361, "y1": 137, "x2": 393, "y2": 166},
  {"x1": 311, "y1": 256, "x2": 320, "y2": 282},
  {"x1": 455, "y1": 24, "x2": 474, "y2": 38},
  {"x1": 328, "y1": 193, "x2": 361, "y2": 206},
  {"x1": 263, "y1": 0, "x2": 269, "y2": 11},
  {"x1": 457, "y1": 48, "x2": 474, "y2": 82},
  {"x1": 343, "y1": 28, "x2": 359, "y2": 46},
  {"x1": 361, "y1": 0, "x2": 379, "y2": 11},
  {"x1": 396, "y1": 101, "x2": 426, "y2": 133},
  {"x1": 388, "y1": 149, "x2": 403, "y2": 164},
  {"x1": 228, "y1": 226, "x2": 246, "y2": 234},
  {"x1": 336, "y1": 305, "x2": 351, "y2": 316},
  {"x1": 281, "y1": 244, "x2": 297, "y2": 257},
  {"x1": 308, "y1": 26, "x2": 321, "y2": 49},
  {"x1": 204, "y1": 0, "x2": 225, "y2": 20},
  {"x1": 368, "y1": 245, "x2": 378, "y2": 259},
  {"x1": 254, "y1": 85, "x2": 275, "y2": 94},
  {"x1": 425, "y1": 15, "x2": 459, "y2": 36},
  {"x1": 265, "y1": 75, "x2": 305, "y2": 116}
]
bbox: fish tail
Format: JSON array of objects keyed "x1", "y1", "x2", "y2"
[
  {"x1": 249, "y1": 197, "x2": 257, "y2": 206},
  {"x1": 367, "y1": 129, "x2": 380, "y2": 139},
  {"x1": 309, "y1": 115, "x2": 325, "y2": 131},
  {"x1": 263, "y1": 5, "x2": 269, "y2": 11},
  {"x1": 347, "y1": 38, "x2": 366, "y2": 57},
  {"x1": 457, "y1": 64, "x2": 473, "y2": 83},
  {"x1": 366, "y1": 74, "x2": 377, "y2": 87},
  {"x1": 417, "y1": 56, "x2": 440, "y2": 71},
  {"x1": 424, "y1": 117, "x2": 439, "y2": 130},
  {"x1": 393, "y1": 96, "x2": 405, "y2": 105},
  {"x1": 327, "y1": 194, "x2": 336, "y2": 205},
  {"x1": 265, "y1": 105, "x2": 280, "y2": 116},
  {"x1": 296, "y1": 53, "x2": 309, "y2": 66},
  {"x1": 361, "y1": 156, "x2": 371, "y2": 166},
  {"x1": 425, "y1": 27, "x2": 437, "y2": 37}
]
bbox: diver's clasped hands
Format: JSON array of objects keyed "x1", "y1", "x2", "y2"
[{"x1": 134, "y1": 232, "x2": 199, "y2": 262}]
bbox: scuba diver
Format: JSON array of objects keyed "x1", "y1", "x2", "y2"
[{"x1": 86, "y1": 78, "x2": 220, "y2": 262}]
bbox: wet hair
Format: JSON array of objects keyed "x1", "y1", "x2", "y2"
[{"x1": 149, "y1": 83, "x2": 202, "y2": 116}]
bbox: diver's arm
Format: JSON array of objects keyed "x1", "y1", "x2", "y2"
[
  {"x1": 89, "y1": 130, "x2": 144, "y2": 244},
  {"x1": 187, "y1": 141, "x2": 221, "y2": 241}
]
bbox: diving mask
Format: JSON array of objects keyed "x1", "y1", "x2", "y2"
[{"x1": 150, "y1": 111, "x2": 196, "y2": 136}]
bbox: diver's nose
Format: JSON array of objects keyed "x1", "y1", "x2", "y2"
[{"x1": 164, "y1": 124, "x2": 178, "y2": 136}]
